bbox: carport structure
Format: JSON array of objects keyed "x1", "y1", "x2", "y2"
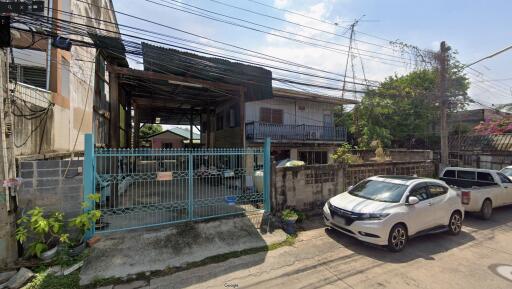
[
  {"x1": 88, "y1": 43, "x2": 273, "y2": 233},
  {"x1": 107, "y1": 43, "x2": 273, "y2": 149}
]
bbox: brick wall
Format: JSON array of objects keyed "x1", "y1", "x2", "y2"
[{"x1": 18, "y1": 160, "x2": 83, "y2": 217}]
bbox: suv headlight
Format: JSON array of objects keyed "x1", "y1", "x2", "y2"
[{"x1": 358, "y1": 213, "x2": 390, "y2": 220}]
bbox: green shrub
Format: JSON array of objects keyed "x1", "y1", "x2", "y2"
[
  {"x1": 16, "y1": 208, "x2": 69, "y2": 257},
  {"x1": 68, "y1": 193, "x2": 101, "y2": 245},
  {"x1": 282, "y1": 209, "x2": 299, "y2": 221}
]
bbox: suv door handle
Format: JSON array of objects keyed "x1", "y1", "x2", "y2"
[{"x1": 428, "y1": 202, "x2": 432, "y2": 206}]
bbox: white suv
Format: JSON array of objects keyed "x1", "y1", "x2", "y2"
[{"x1": 323, "y1": 176, "x2": 464, "y2": 252}]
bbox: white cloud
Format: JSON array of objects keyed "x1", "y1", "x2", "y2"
[
  {"x1": 254, "y1": 0, "x2": 409, "y2": 100},
  {"x1": 274, "y1": 0, "x2": 289, "y2": 8}
]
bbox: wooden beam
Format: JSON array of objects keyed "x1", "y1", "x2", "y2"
[
  {"x1": 109, "y1": 71, "x2": 120, "y2": 148},
  {"x1": 125, "y1": 92, "x2": 132, "y2": 148},
  {"x1": 134, "y1": 103, "x2": 140, "y2": 148},
  {"x1": 207, "y1": 109, "x2": 212, "y2": 148},
  {"x1": 240, "y1": 88, "x2": 246, "y2": 148},
  {"x1": 108, "y1": 65, "x2": 245, "y2": 93},
  {"x1": 189, "y1": 109, "x2": 194, "y2": 147}
]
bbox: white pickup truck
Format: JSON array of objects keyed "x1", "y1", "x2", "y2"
[{"x1": 440, "y1": 167, "x2": 512, "y2": 219}]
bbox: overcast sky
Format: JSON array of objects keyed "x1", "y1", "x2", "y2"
[{"x1": 112, "y1": 0, "x2": 512, "y2": 108}]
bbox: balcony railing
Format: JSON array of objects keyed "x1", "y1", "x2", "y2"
[{"x1": 246, "y1": 121, "x2": 347, "y2": 142}]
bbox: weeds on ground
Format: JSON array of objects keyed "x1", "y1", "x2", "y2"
[{"x1": 21, "y1": 250, "x2": 88, "y2": 289}]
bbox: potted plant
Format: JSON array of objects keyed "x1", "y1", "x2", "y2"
[
  {"x1": 281, "y1": 209, "x2": 299, "y2": 235},
  {"x1": 67, "y1": 193, "x2": 101, "y2": 256},
  {"x1": 15, "y1": 207, "x2": 69, "y2": 261}
]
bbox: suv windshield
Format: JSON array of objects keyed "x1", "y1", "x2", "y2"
[
  {"x1": 501, "y1": 168, "x2": 512, "y2": 177},
  {"x1": 349, "y1": 180, "x2": 408, "y2": 203}
]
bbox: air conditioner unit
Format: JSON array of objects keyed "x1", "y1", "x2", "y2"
[{"x1": 309, "y1": 131, "x2": 319, "y2": 140}]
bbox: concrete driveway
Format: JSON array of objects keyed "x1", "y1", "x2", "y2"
[{"x1": 149, "y1": 206, "x2": 512, "y2": 289}]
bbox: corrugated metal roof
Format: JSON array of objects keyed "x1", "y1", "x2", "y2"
[
  {"x1": 141, "y1": 43, "x2": 273, "y2": 101},
  {"x1": 146, "y1": 128, "x2": 200, "y2": 140},
  {"x1": 449, "y1": 134, "x2": 512, "y2": 151}
]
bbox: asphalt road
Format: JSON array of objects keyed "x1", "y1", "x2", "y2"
[{"x1": 150, "y1": 206, "x2": 512, "y2": 289}]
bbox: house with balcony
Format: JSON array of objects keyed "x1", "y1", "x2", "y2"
[{"x1": 245, "y1": 88, "x2": 358, "y2": 164}]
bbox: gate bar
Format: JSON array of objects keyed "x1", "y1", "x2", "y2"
[
  {"x1": 263, "y1": 138, "x2": 271, "y2": 213},
  {"x1": 83, "y1": 133, "x2": 95, "y2": 240}
]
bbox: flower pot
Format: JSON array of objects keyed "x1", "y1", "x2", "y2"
[
  {"x1": 282, "y1": 219, "x2": 297, "y2": 235},
  {"x1": 69, "y1": 241, "x2": 86, "y2": 257},
  {"x1": 40, "y1": 245, "x2": 59, "y2": 262}
]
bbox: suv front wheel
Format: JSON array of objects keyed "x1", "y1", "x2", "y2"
[
  {"x1": 387, "y1": 224, "x2": 408, "y2": 252},
  {"x1": 448, "y1": 211, "x2": 462, "y2": 235}
]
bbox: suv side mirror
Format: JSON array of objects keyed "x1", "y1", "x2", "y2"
[
  {"x1": 347, "y1": 185, "x2": 354, "y2": 191},
  {"x1": 407, "y1": 196, "x2": 420, "y2": 205}
]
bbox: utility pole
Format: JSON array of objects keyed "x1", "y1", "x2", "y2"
[
  {"x1": 0, "y1": 47, "x2": 17, "y2": 267},
  {"x1": 438, "y1": 41, "x2": 450, "y2": 168}
]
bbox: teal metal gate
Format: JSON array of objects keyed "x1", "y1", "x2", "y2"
[{"x1": 83, "y1": 134, "x2": 271, "y2": 234}]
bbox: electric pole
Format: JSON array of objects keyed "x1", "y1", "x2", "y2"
[{"x1": 438, "y1": 41, "x2": 450, "y2": 168}]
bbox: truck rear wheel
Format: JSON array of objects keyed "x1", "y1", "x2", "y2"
[{"x1": 480, "y1": 199, "x2": 492, "y2": 220}]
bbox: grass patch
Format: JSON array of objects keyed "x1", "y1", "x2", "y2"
[
  {"x1": 22, "y1": 271, "x2": 80, "y2": 289},
  {"x1": 21, "y1": 249, "x2": 89, "y2": 289}
]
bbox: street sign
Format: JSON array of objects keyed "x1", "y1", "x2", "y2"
[{"x1": 0, "y1": 1, "x2": 44, "y2": 14}]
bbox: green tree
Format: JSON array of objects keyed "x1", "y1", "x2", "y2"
[
  {"x1": 139, "y1": 124, "x2": 163, "y2": 139},
  {"x1": 353, "y1": 64, "x2": 470, "y2": 148}
]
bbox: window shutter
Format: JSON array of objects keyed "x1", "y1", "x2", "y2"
[
  {"x1": 260, "y1": 107, "x2": 272, "y2": 123},
  {"x1": 272, "y1": 109, "x2": 283, "y2": 124}
]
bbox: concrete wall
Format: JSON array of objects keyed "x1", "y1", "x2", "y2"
[
  {"x1": 273, "y1": 161, "x2": 435, "y2": 212},
  {"x1": 18, "y1": 160, "x2": 84, "y2": 218},
  {"x1": 245, "y1": 97, "x2": 333, "y2": 126},
  {"x1": 353, "y1": 149, "x2": 433, "y2": 162}
]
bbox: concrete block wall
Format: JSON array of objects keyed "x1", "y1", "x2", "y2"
[
  {"x1": 18, "y1": 160, "x2": 84, "y2": 218},
  {"x1": 273, "y1": 161, "x2": 435, "y2": 213},
  {"x1": 273, "y1": 165, "x2": 344, "y2": 213}
]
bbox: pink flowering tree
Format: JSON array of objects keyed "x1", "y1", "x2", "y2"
[{"x1": 473, "y1": 116, "x2": 512, "y2": 135}]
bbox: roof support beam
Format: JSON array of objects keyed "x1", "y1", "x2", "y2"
[{"x1": 108, "y1": 65, "x2": 245, "y2": 93}]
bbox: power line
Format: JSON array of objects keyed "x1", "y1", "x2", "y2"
[
  {"x1": 144, "y1": 0, "x2": 418, "y2": 64},
  {"x1": 71, "y1": 0, "x2": 424, "y2": 70},
  {"x1": 17, "y1": 11, "x2": 382, "y2": 90},
  {"x1": 177, "y1": 0, "x2": 396, "y2": 53},
  {"x1": 23, "y1": 8, "x2": 380, "y2": 83},
  {"x1": 465, "y1": 44, "x2": 512, "y2": 68},
  {"x1": 243, "y1": 0, "x2": 416, "y2": 46}
]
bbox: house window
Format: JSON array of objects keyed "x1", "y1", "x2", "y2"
[
  {"x1": 9, "y1": 64, "x2": 47, "y2": 89},
  {"x1": 299, "y1": 151, "x2": 328, "y2": 165},
  {"x1": 162, "y1": 143, "x2": 173, "y2": 149},
  {"x1": 95, "y1": 54, "x2": 107, "y2": 101},
  {"x1": 260, "y1": 107, "x2": 283, "y2": 124}
]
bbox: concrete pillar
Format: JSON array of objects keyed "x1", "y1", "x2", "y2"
[
  {"x1": 327, "y1": 147, "x2": 336, "y2": 164},
  {"x1": 290, "y1": 148, "x2": 298, "y2": 160}
]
